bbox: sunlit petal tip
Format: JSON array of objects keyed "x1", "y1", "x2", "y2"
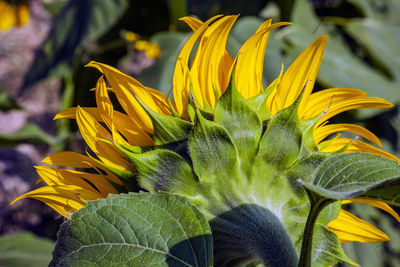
[
  {"x1": 343, "y1": 199, "x2": 400, "y2": 223},
  {"x1": 328, "y1": 209, "x2": 390, "y2": 243}
]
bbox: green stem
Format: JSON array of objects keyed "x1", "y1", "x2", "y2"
[{"x1": 298, "y1": 196, "x2": 332, "y2": 267}]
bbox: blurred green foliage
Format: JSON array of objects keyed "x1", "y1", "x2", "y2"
[
  {"x1": 2, "y1": 0, "x2": 400, "y2": 266},
  {"x1": 0, "y1": 232, "x2": 54, "y2": 267}
]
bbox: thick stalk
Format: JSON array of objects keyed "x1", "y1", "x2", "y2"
[{"x1": 298, "y1": 197, "x2": 332, "y2": 267}]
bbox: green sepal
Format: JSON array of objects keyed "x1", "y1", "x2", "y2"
[
  {"x1": 189, "y1": 107, "x2": 239, "y2": 181},
  {"x1": 126, "y1": 149, "x2": 200, "y2": 195},
  {"x1": 298, "y1": 112, "x2": 325, "y2": 152},
  {"x1": 312, "y1": 224, "x2": 357, "y2": 266},
  {"x1": 257, "y1": 93, "x2": 303, "y2": 170},
  {"x1": 168, "y1": 99, "x2": 182, "y2": 118},
  {"x1": 247, "y1": 77, "x2": 279, "y2": 121},
  {"x1": 214, "y1": 69, "x2": 262, "y2": 175},
  {"x1": 188, "y1": 107, "x2": 243, "y2": 207},
  {"x1": 135, "y1": 97, "x2": 193, "y2": 146}
]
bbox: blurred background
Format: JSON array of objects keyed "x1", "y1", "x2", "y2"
[{"x1": 0, "y1": 0, "x2": 399, "y2": 266}]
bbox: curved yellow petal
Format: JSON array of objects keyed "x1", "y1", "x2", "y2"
[
  {"x1": 42, "y1": 151, "x2": 100, "y2": 169},
  {"x1": 11, "y1": 185, "x2": 102, "y2": 218},
  {"x1": 274, "y1": 36, "x2": 328, "y2": 113},
  {"x1": 314, "y1": 123, "x2": 382, "y2": 147},
  {"x1": 173, "y1": 15, "x2": 221, "y2": 116},
  {"x1": 190, "y1": 15, "x2": 238, "y2": 108},
  {"x1": 301, "y1": 88, "x2": 393, "y2": 123},
  {"x1": 41, "y1": 151, "x2": 123, "y2": 186},
  {"x1": 58, "y1": 169, "x2": 118, "y2": 196},
  {"x1": 180, "y1": 16, "x2": 204, "y2": 32},
  {"x1": 320, "y1": 138, "x2": 400, "y2": 162},
  {"x1": 86, "y1": 61, "x2": 171, "y2": 132},
  {"x1": 75, "y1": 106, "x2": 132, "y2": 171},
  {"x1": 342, "y1": 199, "x2": 400, "y2": 222},
  {"x1": 55, "y1": 107, "x2": 153, "y2": 146},
  {"x1": 95, "y1": 76, "x2": 129, "y2": 146},
  {"x1": 328, "y1": 209, "x2": 390, "y2": 243},
  {"x1": 235, "y1": 21, "x2": 291, "y2": 99}
]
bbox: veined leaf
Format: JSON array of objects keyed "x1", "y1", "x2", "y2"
[
  {"x1": 297, "y1": 152, "x2": 400, "y2": 204},
  {"x1": 50, "y1": 192, "x2": 212, "y2": 267}
]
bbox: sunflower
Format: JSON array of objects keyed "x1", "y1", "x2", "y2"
[
  {"x1": 0, "y1": 0, "x2": 29, "y2": 31},
  {"x1": 13, "y1": 15, "x2": 400, "y2": 265}
]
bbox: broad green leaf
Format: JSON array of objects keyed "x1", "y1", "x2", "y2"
[
  {"x1": 22, "y1": 0, "x2": 129, "y2": 90},
  {"x1": 348, "y1": 0, "x2": 400, "y2": 25},
  {"x1": 136, "y1": 98, "x2": 193, "y2": 146},
  {"x1": 136, "y1": 32, "x2": 189, "y2": 97},
  {"x1": 50, "y1": 192, "x2": 212, "y2": 267},
  {"x1": 298, "y1": 152, "x2": 400, "y2": 203},
  {"x1": 0, "y1": 123, "x2": 58, "y2": 147},
  {"x1": 0, "y1": 232, "x2": 54, "y2": 267},
  {"x1": 346, "y1": 19, "x2": 400, "y2": 80},
  {"x1": 214, "y1": 72, "x2": 262, "y2": 175}
]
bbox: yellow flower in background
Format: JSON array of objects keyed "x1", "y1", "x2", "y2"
[
  {"x1": 12, "y1": 14, "x2": 400, "y2": 257},
  {"x1": 134, "y1": 40, "x2": 161, "y2": 59},
  {"x1": 0, "y1": 0, "x2": 29, "y2": 31},
  {"x1": 124, "y1": 31, "x2": 140, "y2": 42},
  {"x1": 123, "y1": 30, "x2": 161, "y2": 59}
]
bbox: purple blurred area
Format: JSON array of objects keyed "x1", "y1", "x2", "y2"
[{"x1": 0, "y1": 0, "x2": 62, "y2": 239}]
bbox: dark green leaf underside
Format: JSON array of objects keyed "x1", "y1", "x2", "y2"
[{"x1": 50, "y1": 192, "x2": 212, "y2": 267}]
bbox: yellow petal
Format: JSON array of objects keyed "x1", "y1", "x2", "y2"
[
  {"x1": 59, "y1": 169, "x2": 118, "y2": 196},
  {"x1": 173, "y1": 15, "x2": 221, "y2": 116},
  {"x1": 180, "y1": 16, "x2": 204, "y2": 32},
  {"x1": 86, "y1": 61, "x2": 171, "y2": 132},
  {"x1": 190, "y1": 15, "x2": 238, "y2": 108},
  {"x1": 95, "y1": 76, "x2": 129, "y2": 145},
  {"x1": 75, "y1": 106, "x2": 132, "y2": 171},
  {"x1": 43, "y1": 151, "x2": 100, "y2": 169},
  {"x1": 11, "y1": 185, "x2": 101, "y2": 218},
  {"x1": 320, "y1": 138, "x2": 400, "y2": 162},
  {"x1": 55, "y1": 107, "x2": 153, "y2": 146},
  {"x1": 35, "y1": 166, "x2": 96, "y2": 191},
  {"x1": 36, "y1": 166, "x2": 118, "y2": 197},
  {"x1": 41, "y1": 151, "x2": 123, "y2": 185},
  {"x1": 274, "y1": 36, "x2": 328, "y2": 114},
  {"x1": 235, "y1": 21, "x2": 291, "y2": 99},
  {"x1": 342, "y1": 199, "x2": 400, "y2": 222},
  {"x1": 301, "y1": 88, "x2": 393, "y2": 123},
  {"x1": 328, "y1": 209, "x2": 390, "y2": 243},
  {"x1": 314, "y1": 123, "x2": 382, "y2": 147}
]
